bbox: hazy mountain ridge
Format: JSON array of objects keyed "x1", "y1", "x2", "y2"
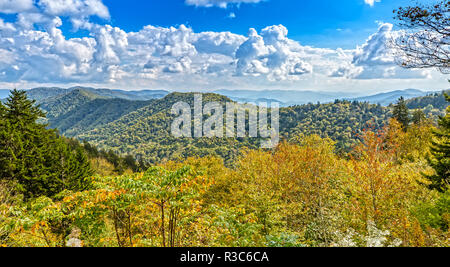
[
  {"x1": 214, "y1": 89, "x2": 440, "y2": 107},
  {"x1": 348, "y1": 89, "x2": 436, "y2": 106},
  {"x1": 405, "y1": 90, "x2": 450, "y2": 110}
]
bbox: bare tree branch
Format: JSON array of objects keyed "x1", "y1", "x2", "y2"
[{"x1": 392, "y1": 0, "x2": 450, "y2": 74}]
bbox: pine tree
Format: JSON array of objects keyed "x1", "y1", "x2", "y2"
[
  {"x1": 0, "y1": 90, "x2": 93, "y2": 199},
  {"x1": 412, "y1": 109, "x2": 427, "y2": 125},
  {"x1": 393, "y1": 97, "x2": 410, "y2": 131},
  {"x1": 4, "y1": 89, "x2": 45, "y2": 126},
  {"x1": 427, "y1": 93, "x2": 450, "y2": 192}
]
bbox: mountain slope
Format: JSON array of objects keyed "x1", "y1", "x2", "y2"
[
  {"x1": 77, "y1": 93, "x2": 260, "y2": 165},
  {"x1": 75, "y1": 93, "x2": 391, "y2": 164},
  {"x1": 22, "y1": 86, "x2": 169, "y2": 104},
  {"x1": 40, "y1": 88, "x2": 110, "y2": 119},
  {"x1": 69, "y1": 86, "x2": 169, "y2": 100},
  {"x1": 214, "y1": 89, "x2": 359, "y2": 106},
  {"x1": 349, "y1": 89, "x2": 431, "y2": 106},
  {"x1": 49, "y1": 98, "x2": 155, "y2": 137},
  {"x1": 406, "y1": 90, "x2": 450, "y2": 110},
  {"x1": 26, "y1": 87, "x2": 70, "y2": 103}
]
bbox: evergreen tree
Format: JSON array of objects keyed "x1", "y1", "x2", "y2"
[
  {"x1": 427, "y1": 93, "x2": 450, "y2": 192},
  {"x1": 0, "y1": 90, "x2": 93, "y2": 199},
  {"x1": 0, "y1": 101, "x2": 5, "y2": 118},
  {"x1": 393, "y1": 97, "x2": 410, "y2": 130},
  {"x1": 412, "y1": 109, "x2": 427, "y2": 125}
]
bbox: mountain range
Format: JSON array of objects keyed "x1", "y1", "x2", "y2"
[
  {"x1": 1, "y1": 87, "x2": 443, "y2": 107},
  {"x1": 1, "y1": 86, "x2": 447, "y2": 164},
  {"x1": 215, "y1": 89, "x2": 440, "y2": 106}
]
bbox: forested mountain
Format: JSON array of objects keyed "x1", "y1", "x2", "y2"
[
  {"x1": 5, "y1": 87, "x2": 443, "y2": 166},
  {"x1": 25, "y1": 87, "x2": 70, "y2": 103},
  {"x1": 349, "y1": 89, "x2": 432, "y2": 106},
  {"x1": 71, "y1": 93, "x2": 389, "y2": 164},
  {"x1": 1, "y1": 89, "x2": 449, "y2": 247},
  {"x1": 280, "y1": 100, "x2": 389, "y2": 151},
  {"x1": 40, "y1": 88, "x2": 111, "y2": 119},
  {"x1": 78, "y1": 93, "x2": 260, "y2": 165},
  {"x1": 48, "y1": 98, "x2": 155, "y2": 137},
  {"x1": 24, "y1": 86, "x2": 169, "y2": 104},
  {"x1": 406, "y1": 90, "x2": 450, "y2": 110}
]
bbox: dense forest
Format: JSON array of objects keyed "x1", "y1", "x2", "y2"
[
  {"x1": 11, "y1": 88, "x2": 392, "y2": 165},
  {"x1": 0, "y1": 88, "x2": 449, "y2": 247},
  {"x1": 21, "y1": 87, "x2": 445, "y2": 165}
]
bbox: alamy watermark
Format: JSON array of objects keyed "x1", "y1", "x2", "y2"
[{"x1": 171, "y1": 94, "x2": 279, "y2": 148}]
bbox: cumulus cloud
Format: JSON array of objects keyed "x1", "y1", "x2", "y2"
[
  {"x1": 0, "y1": 0, "x2": 436, "y2": 90},
  {"x1": 330, "y1": 23, "x2": 430, "y2": 79},
  {"x1": 185, "y1": 0, "x2": 263, "y2": 8},
  {"x1": 37, "y1": 0, "x2": 110, "y2": 19},
  {"x1": 236, "y1": 25, "x2": 312, "y2": 80}
]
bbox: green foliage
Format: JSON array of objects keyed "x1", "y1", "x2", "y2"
[
  {"x1": 281, "y1": 100, "x2": 389, "y2": 151},
  {"x1": 34, "y1": 90, "x2": 448, "y2": 167},
  {"x1": 412, "y1": 109, "x2": 427, "y2": 125},
  {"x1": 426, "y1": 93, "x2": 450, "y2": 192},
  {"x1": 393, "y1": 97, "x2": 410, "y2": 130},
  {"x1": 0, "y1": 90, "x2": 93, "y2": 199},
  {"x1": 412, "y1": 190, "x2": 450, "y2": 232},
  {"x1": 406, "y1": 91, "x2": 450, "y2": 110}
]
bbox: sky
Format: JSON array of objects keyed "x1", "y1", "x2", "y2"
[{"x1": 0, "y1": 0, "x2": 447, "y2": 94}]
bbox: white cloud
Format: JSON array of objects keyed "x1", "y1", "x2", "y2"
[
  {"x1": 0, "y1": 0, "x2": 34, "y2": 14},
  {"x1": 364, "y1": 0, "x2": 380, "y2": 7},
  {"x1": 37, "y1": 0, "x2": 110, "y2": 19},
  {"x1": 235, "y1": 25, "x2": 312, "y2": 80},
  {"x1": 330, "y1": 23, "x2": 431, "y2": 80},
  {"x1": 0, "y1": 0, "x2": 442, "y2": 92},
  {"x1": 185, "y1": 0, "x2": 263, "y2": 8}
]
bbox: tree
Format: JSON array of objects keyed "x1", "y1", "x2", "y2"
[
  {"x1": 393, "y1": 0, "x2": 450, "y2": 74},
  {"x1": 0, "y1": 101, "x2": 5, "y2": 118},
  {"x1": 393, "y1": 97, "x2": 410, "y2": 130},
  {"x1": 0, "y1": 90, "x2": 93, "y2": 199},
  {"x1": 427, "y1": 93, "x2": 450, "y2": 192},
  {"x1": 412, "y1": 109, "x2": 427, "y2": 125}
]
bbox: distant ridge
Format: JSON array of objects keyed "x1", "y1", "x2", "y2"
[
  {"x1": 1, "y1": 87, "x2": 443, "y2": 108},
  {"x1": 18, "y1": 86, "x2": 170, "y2": 103},
  {"x1": 348, "y1": 89, "x2": 433, "y2": 106},
  {"x1": 214, "y1": 89, "x2": 438, "y2": 107}
]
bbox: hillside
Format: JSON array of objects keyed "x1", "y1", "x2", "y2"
[
  {"x1": 72, "y1": 93, "x2": 391, "y2": 164},
  {"x1": 25, "y1": 87, "x2": 70, "y2": 103},
  {"x1": 49, "y1": 98, "x2": 155, "y2": 137},
  {"x1": 406, "y1": 90, "x2": 450, "y2": 110},
  {"x1": 18, "y1": 88, "x2": 443, "y2": 165},
  {"x1": 280, "y1": 100, "x2": 390, "y2": 151},
  {"x1": 77, "y1": 93, "x2": 259, "y2": 165},
  {"x1": 349, "y1": 89, "x2": 431, "y2": 106},
  {"x1": 23, "y1": 86, "x2": 169, "y2": 104},
  {"x1": 40, "y1": 88, "x2": 110, "y2": 119}
]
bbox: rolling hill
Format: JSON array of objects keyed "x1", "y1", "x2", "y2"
[
  {"x1": 3, "y1": 86, "x2": 444, "y2": 165},
  {"x1": 405, "y1": 90, "x2": 450, "y2": 110},
  {"x1": 349, "y1": 89, "x2": 432, "y2": 106}
]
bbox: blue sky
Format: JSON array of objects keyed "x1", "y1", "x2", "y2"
[
  {"x1": 101, "y1": 0, "x2": 412, "y2": 49},
  {"x1": 0, "y1": 0, "x2": 447, "y2": 93}
]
